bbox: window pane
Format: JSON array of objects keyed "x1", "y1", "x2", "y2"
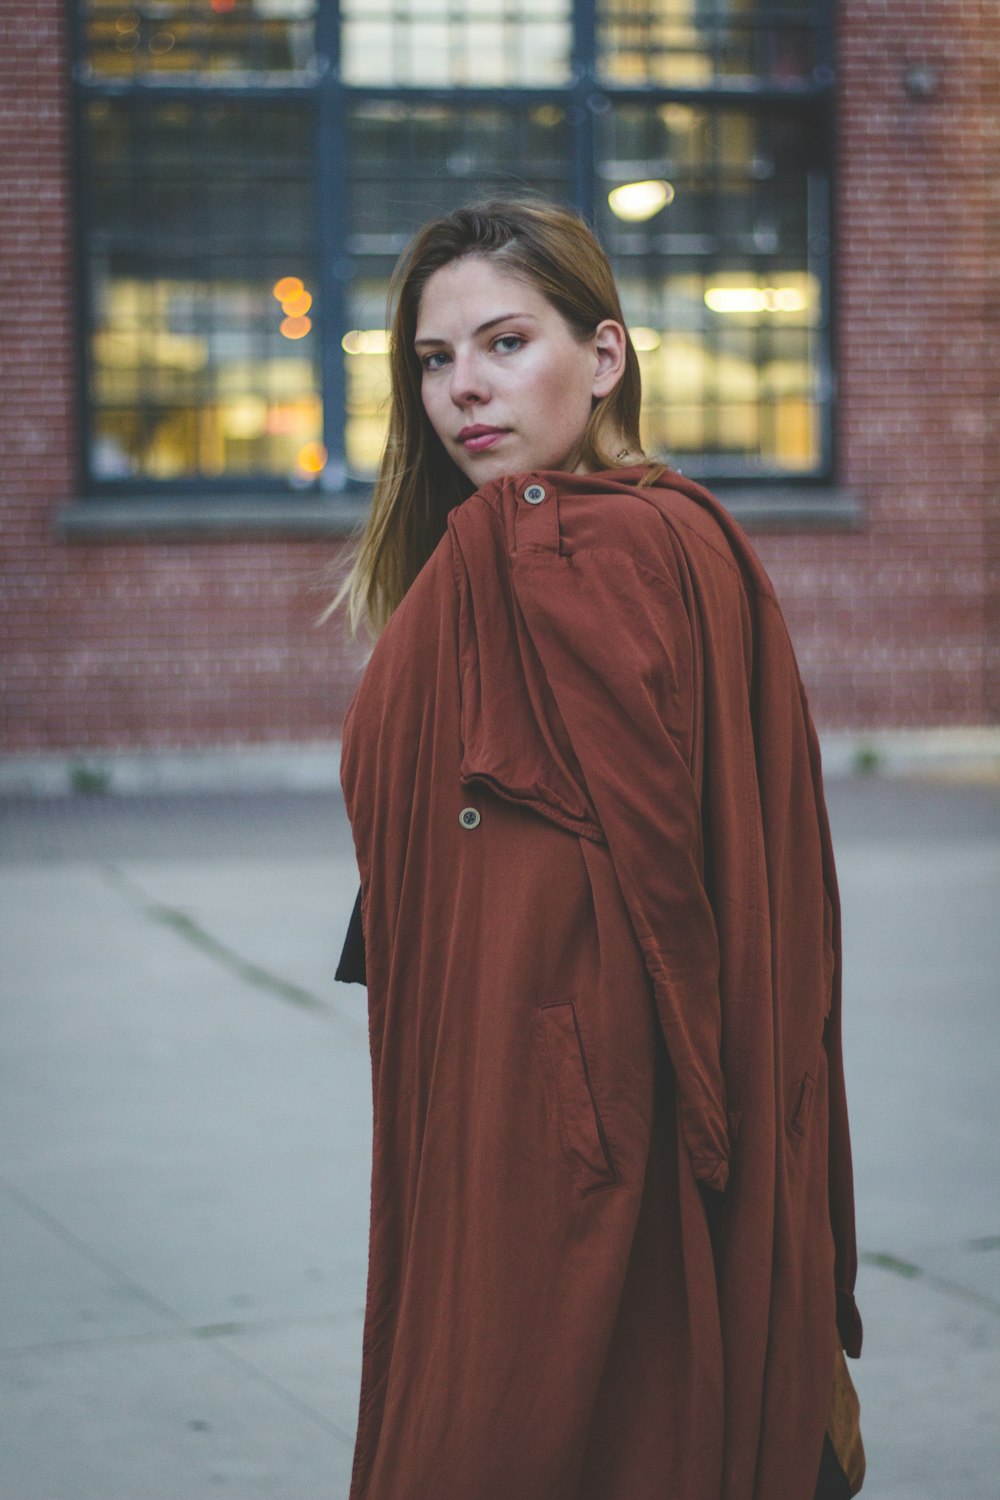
[
  {"x1": 343, "y1": 101, "x2": 573, "y2": 474},
  {"x1": 85, "y1": 98, "x2": 322, "y2": 483},
  {"x1": 81, "y1": 0, "x2": 318, "y2": 80},
  {"x1": 626, "y1": 284, "x2": 822, "y2": 471},
  {"x1": 598, "y1": 0, "x2": 818, "y2": 88},
  {"x1": 341, "y1": 0, "x2": 572, "y2": 86},
  {"x1": 599, "y1": 102, "x2": 826, "y2": 473}
]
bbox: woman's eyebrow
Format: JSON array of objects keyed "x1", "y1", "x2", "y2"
[{"x1": 414, "y1": 312, "x2": 538, "y2": 348}]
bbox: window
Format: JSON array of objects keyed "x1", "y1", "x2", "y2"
[{"x1": 72, "y1": 0, "x2": 834, "y2": 500}]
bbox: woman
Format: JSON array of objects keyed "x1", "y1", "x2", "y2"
[{"x1": 335, "y1": 200, "x2": 865, "y2": 1500}]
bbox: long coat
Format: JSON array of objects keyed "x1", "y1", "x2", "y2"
[{"x1": 339, "y1": 466, "x2": 862, "y2": 1500}]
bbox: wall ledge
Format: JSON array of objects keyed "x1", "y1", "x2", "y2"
[
  {"x1": 2, "y1": 728, "x2": 997, "y2": 798},
  {"x1": 55, "y1": 496, "x2": 369, "y2": 541},
  {"x1": 713, "y1": 485, "x2": 864, "y2": 531},
  {"x1": 55, "y1": 485, "x2": 864, "y2": 541}
]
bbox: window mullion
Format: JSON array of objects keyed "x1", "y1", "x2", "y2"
[
  {"x1": 571, "y1": 0, "x2": 598, "y2": 221},
  {"x1": 317, "y1": 0, "x2": 350, "y2": 489}
]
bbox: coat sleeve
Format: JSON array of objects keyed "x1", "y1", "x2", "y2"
[{"x1": 511, "y1": 542, "x2": 731, "y2": 1190}]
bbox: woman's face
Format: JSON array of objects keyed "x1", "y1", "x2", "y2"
[{"x1": 414, "y1": 255, "x2": 626, "y2": 485}]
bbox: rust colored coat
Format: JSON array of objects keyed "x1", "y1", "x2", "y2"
[{"x1": 340, "y1": 467, "x2": 862, "y2": 1500}]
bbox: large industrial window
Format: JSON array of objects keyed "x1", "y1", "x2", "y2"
[{"x1": 72, "y1": 0, "x2": 834, "y2": 501}]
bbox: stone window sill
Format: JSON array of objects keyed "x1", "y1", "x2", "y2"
[
  {"x1": 56, "y1": 486, "x2": 863, "y2": 541},
  {"x1": 715, "y1": 485, "x2": 863, "y2": 531},
  {"x1": 56, "y1": 496, "x2": 370, "y2": 541}
]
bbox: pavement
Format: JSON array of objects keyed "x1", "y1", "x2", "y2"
[{"x1": 0, "y1": 777, "x2": 998, "y2": 1499}]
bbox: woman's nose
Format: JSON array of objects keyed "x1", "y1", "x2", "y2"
[{"x1": 449, "y1": 350, "x2": 489, "y2": 407}]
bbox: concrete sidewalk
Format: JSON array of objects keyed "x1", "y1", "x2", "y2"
[{"x1": 1, "y1": 781, "x2": 998, "y2": 1498}]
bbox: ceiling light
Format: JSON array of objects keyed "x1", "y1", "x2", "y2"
[
  {"x1": 608, "y1": 180, "x2": 675, "y2": 223},
  {"x1": 704, "y1": 286, "x2": 809, "y2": 315},
  {"x1": 341, "y1": 329, "x2": 390, "y2": 356},
  {"x1": 629, "y1": 326, "x2": 662, "y2": 352}
]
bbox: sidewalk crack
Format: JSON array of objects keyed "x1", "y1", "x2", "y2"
[
  {"x1": 0, "y1": 1175, "x2": 357, "y2": 1446},
  {"x1": 100, "y1": 863, "x2": 364, "y2": 1036},
  {"x1": 860, "y1": 1249, "x2": 1000, "y2": 1316}
]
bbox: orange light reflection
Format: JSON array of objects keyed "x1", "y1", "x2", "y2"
[
  {"x1": 296, "y1": 441, "x2": 328, "y2": 474},
  {"x1": 273, "y1": 276, "x2": 304, "y2": 302},
  {"x1": 280, "y1": 290, "x2": 313, "y2": 317}
]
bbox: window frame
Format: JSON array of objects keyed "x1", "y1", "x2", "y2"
[{"x1": 67, "y1": 0, "x2": 843, "y2": 521}]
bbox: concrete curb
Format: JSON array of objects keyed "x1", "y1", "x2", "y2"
[
  {"x1": 0, "y1": 742, "x2": 344, "y2": 797},
  {"x1": 0, "y1": 728, "x2": 998, "y2": 798},
  {"x1": 818, "y1": 727, "x2": 1000, "y2": 782}
]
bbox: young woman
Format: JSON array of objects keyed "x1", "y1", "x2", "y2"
[{"x1": 335, "y1": 200, "x2": 865, "y2": 1500}]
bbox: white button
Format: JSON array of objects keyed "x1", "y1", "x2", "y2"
[
  {"x1": 459, "y1": 807, "x2": 481, "y2": 829},
  {"x1": 523, "y1": 484, "x2": 546, "y2": 505}
]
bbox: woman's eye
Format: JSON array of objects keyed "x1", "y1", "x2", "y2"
[
  {"x1": 492, "y1": 334, "x2": 525, "y2": 355},
  {"x1": 421, "y1": 351, "x2": 450, "y2": 371}
]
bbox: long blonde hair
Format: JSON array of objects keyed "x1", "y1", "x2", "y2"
[{"x1": 334, "y1": 199, "x2": 644, "y2": 637}]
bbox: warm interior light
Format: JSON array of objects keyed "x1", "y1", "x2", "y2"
[
  {"x1": 211, "y1": 0, "x2": 237, "y2": 12},
  {"x1": 92, "y1": 329, "x2": 207, "y2": 372},
  {"x1": 264, "y1": 407, "x2": 304, "y2": 436},
  {"x1": 273, "y1": 276, "x2": 305, "y2": 302},
  {"x1": 705, "y1": 286, "x2": 809, "y2": 314},
  {"x1": 608, "y1": 180, "x2": 675, "y2": 223},
  {"x1": 770, "y1": 288, "x2": 808, "y2": 312},
  {"x1": 658, "y1": 103, "x2": 698, "y2": 133},
  {"x1": 530, "y1": 105, "x2": 565, "y2": 128},
  {"x1": 705, "y1": 288, "x2": 768, "y2": 314},
  {"x1": 221, "y1": 396, "x2": 268, "y2": 440},
  {"x1": 341, "y1": 329, "x2": 390, "y2": 356},
  {"x1": 280, "y1": 290, "x2": 313, "y2": 317},
  {"x1": 296, "y1": 441, "x2": 328, "y2": 474},
  {"x1": 629, "y1": 326, "x2": 662, "y2": 352},
  {"x1": 280, "y1": 315, "x2": 312, "y2": 340}
]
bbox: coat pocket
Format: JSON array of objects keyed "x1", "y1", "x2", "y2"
[
  {"x1": 789, "y1": 1069, "x2": 817, "y2": 1140},
  {"x1": 538, "y1": 1002, "x2": 617, "y2": 1192}
]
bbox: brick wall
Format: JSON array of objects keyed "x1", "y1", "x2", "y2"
[
  {"x1": 757, "y1": 0, "x2": 995, "y2": 726},
  {"x1": 0, "y1": 0, "x2": 995, "y2": 753},
  {"x1": 0, "y1": 0, "x2": 365, "y2": 753}
]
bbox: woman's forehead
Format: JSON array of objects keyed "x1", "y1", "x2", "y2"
[{"x1": 415, "y1": 256, "x2": 548, "y2": 335}]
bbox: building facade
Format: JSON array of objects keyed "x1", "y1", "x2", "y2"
[{"x1": 1, "y1": 0, "x2": 996, "y2": 756}]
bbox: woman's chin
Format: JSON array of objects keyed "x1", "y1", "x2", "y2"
[
  {"x1": 455, "y1": 448, "x2": 579, "y2": 486},
  {"x1": 454, "y1": 451, "x2": 517, "y2": 486}
]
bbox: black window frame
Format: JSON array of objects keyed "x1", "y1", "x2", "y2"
[{"x1": 67, "y1": 0, "x2": 840, "y2": 520}]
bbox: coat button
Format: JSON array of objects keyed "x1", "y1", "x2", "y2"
[
  {"x1": 523, "y1": 484, "x2": 546, "y2": 505},
  {"x1": 459, "y1": 807, "x2": 481, "y2": 829}
]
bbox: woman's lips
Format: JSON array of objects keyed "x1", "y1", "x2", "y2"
[{"x1": 458, "y1": 427, "x2": 507, "y2": 454}]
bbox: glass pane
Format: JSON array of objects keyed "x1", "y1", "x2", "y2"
[
  {"x1": 85, "y1": 98, "x2": 322, "y2": 484},
  {"x1": 598, "y1": 0, "x2": 818, "y2": 88},
  {"x1": 341, "y1": 0, "x2": 572, "y2": 86},
  {"x1": 343, "y1": 101, "x2": 573, "y2": 474},
  {"x1": 599, "y1": 102, "x2": 826, "y2": 473},
  {"x1": 81, "y1": 0, "x2": 318, "y2": 80},
  {"x1": 343, "y1": 283, "x2": 392, "y2": 477}
]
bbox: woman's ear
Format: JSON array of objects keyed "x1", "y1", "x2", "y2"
[{"x1": 591, "y1": 319, "x2": 628, "y2": 399}]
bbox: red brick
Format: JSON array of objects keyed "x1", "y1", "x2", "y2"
[{"x1": 0, "y1": 0, "x2": 996, "y2": 747}]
